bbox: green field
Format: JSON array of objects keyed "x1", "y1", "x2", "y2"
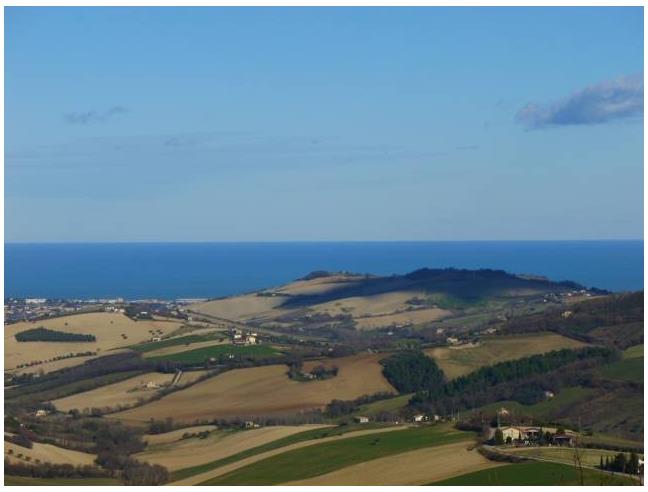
[
  {"x1": 170, "y1": 423, "x2": 393, "y2": 481},
  {"x1": 203, "y1": 424, "x2": 473, "y2": 485},
  {"x1": 507, "y1": 447, "x2": 642, "y2": 467},
  {"x1": 431, "y1": 461, "x2": 636, "y2": 486},
  {"x1": 130, "y1": 334, "x2": 221, "y2": 353},
  {"x1": 145, "y1": 344, "x2": 281, "y2": 363},
  {"x1": 597, "y1": 357, "x2": 643, "y2": 383},
  {"x1": 5, "y1": 476, "x2": 120, "y2": 486}
]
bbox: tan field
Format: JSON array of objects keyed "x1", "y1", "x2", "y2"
[
  {"x1": 425, "y1": 333, "x2": 587, "y2": 379},
  {"x1": 52, "y1": 370, "x2": 210, "y2": 413},
  {"x1": 274, "y1": 275, "x2": 365, "y2": 295},
  {"x1": 5, "y1": 312, "x2": 183, "y2": 373},
  {"x1": 309, "y1": 291, "x2": 429, "y2": 318},
  {"x1": 171, "y1": 426, "x2": 409, "y2": 486},
  {"x1": 143, "y1": 425, "x2": 219, "y2": 446},
  {"x1": 286, "y1": 441, "x2": 503, "y2": 485},
  {"x1": 138, "y1": 425, "x2": 329, "y2": 471},
  {"x1": 190, "y1": 294, "x2": 288, "y2": 322},
  {"x1": 51, "y1": 371, "x2": 176, "y2": 412},
  {"x1": 112, "y1": 353, "x2": 395, "y2": 423},
  {"x1": 506, "y1": 446, "x2": 643, "y2": 467},
  {"x1": 355, "y1": 307, "x2": 451, "y2": 330},
  {"x1": 5, "y1": 441, "x2": 96, "y2": 466},
  {"x1": 4, "y1": 354, "x2": 100, "y2": 376}
]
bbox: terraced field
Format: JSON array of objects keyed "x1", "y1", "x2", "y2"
[{"x1": 425, "y1": 333, "x2": 587, "y2": 378}]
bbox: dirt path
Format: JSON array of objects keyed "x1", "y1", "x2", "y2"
[
  {"x1": 284, "y1": 441, "x2": 500, "y2": 485},
  {"x1": 169, "y1": 426, "x2": 409, "y2": 486}
]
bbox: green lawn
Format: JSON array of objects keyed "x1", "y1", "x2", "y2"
[
  {"x1": 5, "y1": 476, "x2": 120, "y2": 486},
  {"x1": 130, "y1": 334, "x2": 220, "y2": 353},
  {"x1": 430, "y1": 461, "x2": 636, "y2": 486},
  {"x1": 597, "y1": 357, "x2": 643, "y2": 383},
  {"x1": 145, "y1": 344, "x2": 281, "y2": 363},
  {"x1": 203, "y1": 424, "x2": 473, "y2": 485},
  {"x1": 170, "y1": 423, "x2": 393, "y2": 481}
]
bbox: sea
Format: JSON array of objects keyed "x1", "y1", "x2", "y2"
[{"x1": 4, "y1": 241, "x2": 643, "y2": 300}]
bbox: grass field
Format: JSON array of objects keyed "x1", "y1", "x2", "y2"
[
  {"x1": 144, "y1": 343, "x2": 280, "y2": 363},
  {"x1": 113, "y1": 353, "x2": 395, "y2": 423},
  {"x1": 622, "y1": 344, "x2": 643, "y2": 359},
  {"x1": 356, "y1": 393, "x2": 413, "y2": 417},
  {"x1": 287, "y1": 441, "x2": 499, "y2": 485},
  {"x1": 129, "y1": 333, "x2": 222, "y2": 353},
  {"x1": 506, "y1": 447, "x2": 643, "y2": 467},
  {"x1": 475, "y1": 386, "x2": 597, "y2": 419},
  {"x1": 597, "y1": 356, "x2": 643, "y2": 382},
  {"x1": 425, "y1": 333, "x2": 587, "y2": 379},
  {"x1": 4, "y1": 476, "x2": 120, "y2": 486},
  {"x1": 430, "y1": 461, "x2": 636, "y2": 486},
  {"x1": 203, "y1": 424, "x2": 473, "y2": 485}
]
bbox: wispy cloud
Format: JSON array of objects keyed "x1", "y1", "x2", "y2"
[
  {"x1": 64, "y1": 106, "x2": 128, "y2": 125},
  {"x1": 516, "y1": 74, "x2": 643, "y2": 129}
]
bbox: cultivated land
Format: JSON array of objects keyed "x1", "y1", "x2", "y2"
[
  {"x1": 144, "y1": 343, "x2": 281, "y2": 364},
  {"x1": 137, "y1": 425, "x2": 329, "y2": 471},
  {"x1": 425, "y1": 332, "x2": 587, "y2": 378},
  {"x1": 4, "y1": 476, "x2": 120, "y2": 486},
  {"x1": 5, "y1": 440, "x2": 96, "y2": 466},
  {"x1": 112, "y1": 353, "x2": 395, "y2": 422},
  {"x1": 5, "y1": 312, "x2": 182, "y2": 373},
  {"x1": 203, "y1": 424, "x2": 473, "y2": 485},
  {"x1": 171, "y1": 426, "x2": 409, "y2": 485},
  {"x1": 51, "y1": 371, "x2": 175, "y2": 412},
  {"x1": 286, "y1": 441, "x2": 500, "y2": 485}
]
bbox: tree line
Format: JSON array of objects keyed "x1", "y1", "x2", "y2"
[{"x1": 15, "y1": 327, "x2": 96, "y2": 343}]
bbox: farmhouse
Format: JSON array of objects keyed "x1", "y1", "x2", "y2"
[
  {"x1": 412, "y1": 414, "x2": 426, "y2": 423},
  {"x1": 354, "y1": 416, "x2": 370, "y2": 424}
]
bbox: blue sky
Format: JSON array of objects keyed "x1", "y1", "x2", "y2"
[{"x1": 5, "y1": 7, "x2": 644, "y2": 242}]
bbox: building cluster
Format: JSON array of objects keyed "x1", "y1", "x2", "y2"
[
  {"x1": 230, "y1": 328, "x2": 258, "y2": 345},
  {"x1": 491, "y1": 425, "x2": 577, "y2": 447}
]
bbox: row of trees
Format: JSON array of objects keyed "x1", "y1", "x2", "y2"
[
  {"x1": 15, "y1": 327, "x2": 96, "y2": 343},
  {"x1": 599, "y1": 452, "x2": 641, "y2": 475}
]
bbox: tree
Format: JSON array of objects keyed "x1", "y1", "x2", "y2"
[
  {"x1": 627, "y1": 453, "x2": 640, "y2": 475},
  {"x1": 494, "y1": 428, "x2": 504, "y2": 445}
]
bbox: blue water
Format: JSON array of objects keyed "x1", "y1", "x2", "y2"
[{"x1": 4, "y1": 241, "x2": 643, "y2": 300}]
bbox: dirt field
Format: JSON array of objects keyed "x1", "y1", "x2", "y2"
[
  {"x1": 285, "y1": 441, "x2": 502, "y2": 485},
  {"x1": 138, "y1": 425, "x2": 329, "y2": 471},
  {"x1": 274, "y1": 275, "x2": 365, "y2": 296},
  {"x1": 5, "y1": 441, "x2": 96, "y2": 466},
  {"x1": 112, "y1": 353, "x2": 395, "y2": 423},
  {"x1": 425, "y1": 333, "x2": 587, "y2": 378},
  {"x1": 5, "y1": 312, "x2": 183, "y2": 372},
  {"x1": 51, "y1": 370, "x2": 210, "y2": 413},
  {"x1": 171, "y1": 426, "x2": 408, "y2": 486},
  {"x1": 143, "y1": 425, "x2": 219, "y2": 446},
  {"x1": 51, "y1": 372, "x2": 175, "y2": 412}
]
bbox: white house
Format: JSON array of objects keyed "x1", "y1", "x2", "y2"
[{"x1": 354, "y1": 416, "x2": 369, "y2": 424}]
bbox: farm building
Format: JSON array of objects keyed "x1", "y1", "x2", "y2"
[{"x1": 354, "y1": 416, "x2": 369, "y2": 424}]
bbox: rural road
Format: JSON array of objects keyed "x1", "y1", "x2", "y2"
[{"x1": 169, "y1": 425, "x2": 410, "y2": 486}]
